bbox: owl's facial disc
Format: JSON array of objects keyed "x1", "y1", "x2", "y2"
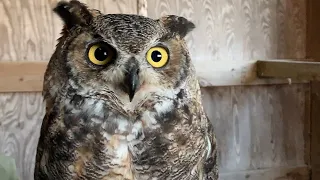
[{"x1": 123, "y1": 59, "x2": 140, "y2": 102}]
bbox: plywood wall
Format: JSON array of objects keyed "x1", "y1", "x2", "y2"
[
  {"x1": 147, "y1": 0, "x2": 306, "y2": 85},
  {"x1": 201, "y1": 85, "x2": 310, "y2": 179},
  {"x1": 0, "y1": 0, "x2": 310, "y2": 180},
  {"x1": 148, "y1": 0, "x2": 309, "y2": 179}
]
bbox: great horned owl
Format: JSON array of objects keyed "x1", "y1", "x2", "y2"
[{"x1": 34, "y1": 0, "x2": 219, "y2": 179}]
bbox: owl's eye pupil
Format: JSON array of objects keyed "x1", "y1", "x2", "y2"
[
  {"x1": 151, "y1": 50, "x2": 162, "y2": 62},
  {"x1": 94, "y1": 47, "x2": 109, "y2": 61}
]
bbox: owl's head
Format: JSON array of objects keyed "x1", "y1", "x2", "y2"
[{"x1": 45, "y1": 0, "x2": 196, "y2": 104}]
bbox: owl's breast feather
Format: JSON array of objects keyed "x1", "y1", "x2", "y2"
[{"x1": 41, "y1": 85, "x2": 206, "y2": 179}]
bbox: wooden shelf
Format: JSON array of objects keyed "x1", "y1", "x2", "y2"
[
  {"x1": 257, "y1": 59, "x2": 320, "y2": 80},
  {"x1": 0, "y1": 59, "x2": 316, "y2": 93},
  {"x1": 0, "y1": 61, "x2": 47, "y2": 92}
]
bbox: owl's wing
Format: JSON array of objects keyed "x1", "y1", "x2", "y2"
[
  {"x1": 34, "y1": 100, "x2": 61, "y2": 180},
  {"x1": 34, "y1": 112, "x2": 50, "y2": 179},
  {"x1": 203, "y1": 114, "x2": 219, "y2": 180}
]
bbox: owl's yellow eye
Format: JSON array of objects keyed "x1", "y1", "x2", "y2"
[
  {"x1": 146, "y1": 46, "x2": 169, "y2": 68},
  {"x1": 87, "y1": 43, "x2": 115, "y2": 66}
]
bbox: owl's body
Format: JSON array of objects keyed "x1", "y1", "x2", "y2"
[{"x1": 34, "y1": 1, "x2": 218, "y2": 179}]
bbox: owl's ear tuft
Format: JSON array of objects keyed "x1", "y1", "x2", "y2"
[
  {"x1": 159, "y1": 15, "x2": 195, "y2": 38},
  {"x1": 53, "y1": 0, "x2": 93, "y2": 30}
]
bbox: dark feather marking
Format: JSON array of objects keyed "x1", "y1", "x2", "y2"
[
  {"x1": 175, "y1": 50, "x2": 191, "y2": 88},
  {"x1": 155, "y1": 109, "x2": 179, "y2": 133},
  {"x1": 70, "y1": 94, "x2": 84, "y2": 108},
  {"x1": 53, "y1": 0, "x2": 93, "y2": 30},
  {"x1": 63, "y1": 113, "x2": 79, "y2": 129},
  {"x1": 204, "y1": 154, "x2": 218, "y2": 174},
  {"x1": 176, "y1": 133, "x2": 188, "y2": 146},
  {"x1": 73, "y1": 125, "x2": 90, "y2": 142},
  {"x1": 133, "y1": 133, "x2": 169, "y2": 166},
  {"x1": 204, "y1": 117, "x2": 219, "y2": 179},
  {"x1": 177, "y1": 89, "x2": 185, "y2": 99},
  {"x1": 103, "y1": 120, "x2": 118, "y2": 134},
  {"x1": 159, "y1": 15, "x2": 195, "y2": 38}
]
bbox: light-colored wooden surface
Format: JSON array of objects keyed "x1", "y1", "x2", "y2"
[
  {"x1": 0, "y1": 0, "x2": 138, "y2": 180},
  {"x1": 147, "y1": 0, "x2": 307, "y2": 86},
  {"x1": 137, "y1": 0, "x2": 148, "y2": 16},
  {"x1": 0, "y1": 0, "x2": 137, "y2": 62},
  {"x1": 0, "y1": 93, "x2": 44, "y2": 179},
  {"x1": 0, "y1": 62, "x2": 46, "y2": 92},
  {"x1": 201, "y1": 84, "x2": 309, "y2": 173}
]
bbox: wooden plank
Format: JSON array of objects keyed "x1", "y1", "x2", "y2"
[
  {"x1": 306, "y1": 0, "x2": 320, "y2": 60},
  {"x1": 0, "y1": 60, "x2": 312, "y2": 92},
  {"x1": 196, "y1": 59, "x2": 309, "y2": 87},
  {"x1": 0, "y1": 61, "x2": 47, "y2": 92},
  {"x1": 310, "y1": 82, "x2": 320, "y2": 179},
  {"x1": 257, "y1": 59, "x2": 320, "y2": 80},
  {"x1": 201, "y1": 84, "x2": 308, "y2": 172},
  {"x1": 219, "y1": 166, "x2": 310, "y2": 180},
  {"x1": 306, "y1": 0, "x2": 320, "y2": 179},
  {"x1": 304, "y1": 84, "x2": 311, "y2": 166}
]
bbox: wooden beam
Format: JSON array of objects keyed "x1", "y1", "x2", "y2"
[
  {"x1": 0, "y1": 61, "x2": 47, "y2": 92},
  {"x1": 196, "y1": 59, "x2": 309, "y2": 87},
  {"x1": 0, "y1": 59, "x2": 312, "y2": 93},
  {"x1": 257, "y1": 59, "x2": 320, "y2": 80},
  {"x1": 307, "y1": 0, "x2": 320, "y2": 179}
]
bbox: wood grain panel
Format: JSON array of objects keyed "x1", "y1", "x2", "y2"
[
  {"x1": 0, "y1": 0, "x2": 138, "y2": 62},
  {"x1": 0, "y1": 93, "x2": 44, "y2": 180},
  {"x1": 137, "y1": 0, "x2": 148, "y2": 16},
  {"x1": 201, "y1": 84, "x2": 309, "y2": 172},
  {"x1": 147, "y1": 0, "x2": 306, "y2": 86}
]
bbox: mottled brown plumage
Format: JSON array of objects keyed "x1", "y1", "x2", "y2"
[{"x1": 34, "y1": 1, "x2": 219, "y2": 179}]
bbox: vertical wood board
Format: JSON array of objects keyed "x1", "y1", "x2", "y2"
[
  {"x1": 0, "y1": 0, "x2": 138, "y2": 62},
  {"x1": 146, "y1": 0, "x2": 306, "y2": 67},
  {"x1": 310, "y1": 82, "x2": 320, "y2": 179},
  {"x1": 0, "y1": 92, "x2": 44, "y2": 180},
  {"x1": 201, "y1": 84, "x2": 309, "y2": 173},
  {"x1": 307, "y1": 0, "x2": 320, "y2": 179}
]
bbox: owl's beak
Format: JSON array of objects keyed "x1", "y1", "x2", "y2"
[{"x1": 124, "y1": 64, "x2": 140, "y2": 102}]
